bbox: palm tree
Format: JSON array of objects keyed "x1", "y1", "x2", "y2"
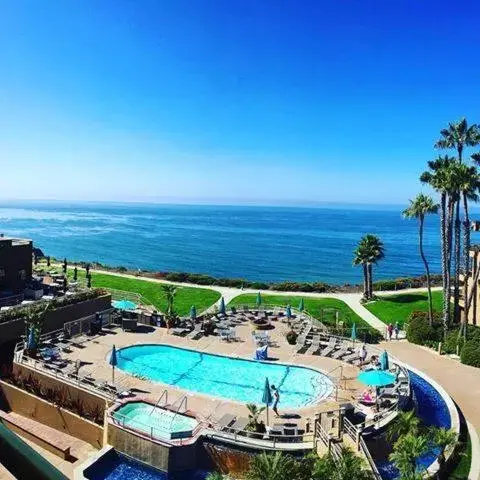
[
  {"x1": 161, "y1": 284, "x2": 177, "y2": 331},
  {"x1": 403, "y1": 195, "x2": 438, "y2": 325},
  {"x1": 421, "y1": 155, "x2": 457, "y2": 337},
  {"x1": 246, "y1": 452, "x2": 297, "y2": 480},
  {"x1": 389, "y1": 432, "x2": 429, "y2": 480},
  {"x1": 312, "y1": 448, "x2": 373, "y2": 480},
  {"x1": 456, "y1": 164, "x2": 480, "y2": 336},
  {"x1": 435, "y1": 119, "x2": 480, "y2": 325},
  {"x1": 353, "y1": 235, "x2": 385, "y2": 300},
  {"x1": 206, "y1": 473, "x2": 230, "y2": 480},
  {"x1": 386, "y1": 409, "x2": 420, "y2": 442},
  {"x1": 245, "y1": 403, "x2": 266, "y2": 431},
  {"x1": 429, "y1": 427, "x2": 458, "y2": 471}
]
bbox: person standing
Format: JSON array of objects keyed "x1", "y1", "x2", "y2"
[
  {"x1": 387, "y1": 323, "x2": 393, "y2": 341},
  {"x1": 394, "y1": 322, "x2": 400, "y2": 340},
  {"x1": 359, "y1": 343, "x2": 367, "y2": 365},
  {"x1": 271, "y1": 385, "x2": 280, "y2": 417}
]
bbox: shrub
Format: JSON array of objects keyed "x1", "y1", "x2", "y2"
[
  {"x1": 442, "y1": 329, "x2": 465, "y2": 355},
  {"x1": 286, "y1": 330, "x2": 298, "y2": 345},
  {"x1": 406, "y1": 311, "x2": 442, "y2": 346},
  {"x1": 460, "y1": 339, "x2": 480, "y2": 367}
]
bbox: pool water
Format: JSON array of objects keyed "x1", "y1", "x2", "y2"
[
  {"x1": 84, "y1": 450, "x2": 209, "y2": 480},
  {"x1": 113, "y1": 402, "x2": 198, "y2": 440},
  {"x1": 116, "y1": 344, "x2": 333, "y2": 408},
  {"x1": 375, "y1": 370, "x2": 452, "y2": 479}
]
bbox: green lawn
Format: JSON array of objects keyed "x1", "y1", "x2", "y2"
[
  {"x1": 65, "y1": 268, "x2": 220, "y2": 316},
  {"x1": 229, "y1": 293, "x2": 378, "y2": 338},
  {"x1": 365, "y1": 291, "x2": 443, "y2": 328}
]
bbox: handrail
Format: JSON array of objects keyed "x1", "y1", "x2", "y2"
[
  {"x1": 150, "y1": 390, "x2": 168, "y2": 415},
  {"x1": 359, "y1": 436, "x2": 382, "y2": 480},
  {"x1": 169, "y1": 395, "x2": 188, "y2": 427}
]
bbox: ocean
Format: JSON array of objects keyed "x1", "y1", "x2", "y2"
[{"x1": 0, "y1": 201, "x2": 443, "y2": 285}]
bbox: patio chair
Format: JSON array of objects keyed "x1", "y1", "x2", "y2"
[
  {"x1": 217, "y1": 413, "x2": 236, "y2": 431},
  {"x1": 331, "y1": 341, "x2": 352, "y2": 359},
  {"x1": 187, "y1": 324, "x2": 203, "y2": 340},
  {"x1": 231, "y1": 417, "x2": 249, "y2": 432},
  {"x1": 219, "y1": 330, "x2": 231, "y2": 342},
  {"x1": 320, "y1": 337, "x2": 337, "y2": 357},
  {"x1": 306, "y1": 336, "x2": 321, "y2": 355},
  {"x1": 342, "y1": 351, "x2": 360, "y2": 363},
  {"x1": 294, "y1": 334, "x2": 308, "y2": 353}
]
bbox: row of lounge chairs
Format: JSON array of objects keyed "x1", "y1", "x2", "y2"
[{"x1": 295, "y1": 335, "x2": 362, "y2": 364}]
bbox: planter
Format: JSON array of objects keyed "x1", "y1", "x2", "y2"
[{"x1": 250, "y1": 320, "x2": 270, "y2": 330}]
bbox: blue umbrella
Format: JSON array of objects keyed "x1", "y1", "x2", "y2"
[
  {"x1": 262, "y1": 377, "x2": 273, "y2": 425},
  {"x1": 298, "y1": 298, "x2": 304, "y2": 312},
  {"x1": 219, "y1": 297, "x2": 226, "y2": 315},
  {"x1": 109, "y1": 345, "x2": 118, "y2": 383},
  {"x1": 27, "y1": 328, "x2": 36, "y2": 350},
  {"x1": 351, "y1": 323, "x2": 357, "y2": 342},
  {"x1": 380, "y1": 350, "x2": 390, "y2": 371},
  {"x1": 357, "y1": 370, "x2": 395, "y2": 387},
  {"x1": 286, "y1": 305, "x2": 292, "y2": 319},
  {"x1": 112, "y1": 299, "x2": 137, "y2": 311},
  {"x1": 190, "y1": 305, "x2": 197, "y2": 322},
  {"x1": 256, "y1": 292, "x2": 262, "y2": 307}
]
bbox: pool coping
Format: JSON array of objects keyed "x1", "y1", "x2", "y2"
[
  {"x1": 112, "y1": 342, "x2": 337, "y2": 412},
  {"x1": 74, "y1": 445, "x2": 114, "y2": 480}
]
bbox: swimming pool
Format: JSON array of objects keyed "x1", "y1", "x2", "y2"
[
  {"x1": 113, "y1": 401, "x2": 199, "y2": 440},
  {"x1": 116, "y1": 344, "x2": 333, "y2": 408}
]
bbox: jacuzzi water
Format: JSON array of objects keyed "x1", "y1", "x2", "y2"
[
  {"x1": 375, "y1": 370, "x2": 452, "y2": 479},
  {"x1": 83, "y1": 449, "x2": 209, "y2": 480},
  {"x1": 116, "y1": 344, "x2": 333, "y2": 408},
  {"x1": 113, "y1": 402, "x2": 199, "y2": 440}
]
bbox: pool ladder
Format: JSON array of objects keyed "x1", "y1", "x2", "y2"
[
  {"x1": 149, "y1": 389, "x2": 168, "y2": 415},
  {"x1": 168, "y1": 394, "x2": 188, "y2": 427}
]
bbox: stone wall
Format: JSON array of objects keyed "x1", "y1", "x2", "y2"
[{"x1": 0, "y1": 380, "x2": 105, "y2": 448}]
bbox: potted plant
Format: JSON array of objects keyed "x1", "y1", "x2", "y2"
[
  {"x1": 286, "y1": 330, "x2": 298, "y2": 345},
  {"x1": 245, "y1": 403, "x2": 266, "y2": 436}
]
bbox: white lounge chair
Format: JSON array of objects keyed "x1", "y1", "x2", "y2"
[{"x1": 320, "y1": 337, "x2": 337, "y2": 357}]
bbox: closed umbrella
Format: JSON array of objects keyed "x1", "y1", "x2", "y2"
[
  {"x1": 286, "y1": 305, "x2": 292, "y2": 319},
  {"x1": 357, "y1": 370, "x2": 395, "y2": 387},
  {"x1": 262, "y1": 377, "x2": 273, "y2": 426},
  {"x1": 27, "y1": 328, "x2": 36, "y2": 351},
  {"x1": 219, "y1": 297, "x2": 226, "y2": 315},
  {"x1": 190, "y1": 305, "x2": 197, "y2": 322},
  {"x1": 351, "y1": 323, "x2": 357, "y2": 344},
  {"x1": 298, "y1": 298, "x2": 304, "y2": 312},
  {"x1": 256, "y1": 292, "x2": 262, "y2": 307},
  {"x1": 380, "y1": 350, "x2": 390, "y2": 371},
  {"x1": 109, "y1": 345, "x2": 118, "y2": 384}
]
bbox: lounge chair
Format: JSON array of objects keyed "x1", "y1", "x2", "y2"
[
  {"x1": 231, "y1": 417, "x2": 249, "y2": 432},
  {"x1": 187, "y1": 324, "x2": 203, "y2": 340},
  {"x1": 294, "y1": 335, "x2": 308, "y2": 353},
  {"x1": 320, "y1": 337, "x2": 337, "y2": 357},
  {"x1": 306, "y1": 336, "x2": 321, "y2": 355},
  {"x1": 342, "y1": 351, "x2": 360, "y2": 363},
  {"x1": 331, "y1": 342, "x2": 352, "y2": 359},
  {"x1": 218, "y1": 413, "x2": 236, "y2": 431}
]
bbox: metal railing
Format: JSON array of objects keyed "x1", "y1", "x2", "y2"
[
  {"x1": 150, "y1": 390, "x2": 168, "y2": 415},
  {"x1": 359, "y1": 437, "x2": 382, "y2": 480}
]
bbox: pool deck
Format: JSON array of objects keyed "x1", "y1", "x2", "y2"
[{"x1": 59, "y1": 321, "x2": 362, "y2": 431}]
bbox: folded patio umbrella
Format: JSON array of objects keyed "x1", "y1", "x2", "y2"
[
  {"x1": 190, "y1": 305, "x2": 197, "y2": 321},
  {"x1": 109, "y1": 345, "x2": 118, "y2": 384},
  {"x1": 256, "y1": 292, "x2": 262, "y2": 307},
  {"x1": 298, "y1": 298, "x2": 304, "y2": 312},
  {"x1": 351, "y1": 322, "x2": 357, "y2": 342},
  {"x1": 286, "y1": 305, "x2": 292, "y2": 319},
  {"x1": 380, "y1": 350, "x2": 390, "y2": 370},
  {"x1": 218, "y1": 297, "x2": 226, "y2": 315},
  {"x1": 262, "y1": 377, "x2": 273, "y2": 425}
]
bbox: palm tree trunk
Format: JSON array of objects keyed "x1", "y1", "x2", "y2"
[
  {"x1": 440, "y1": 193, "x2": 449, "y2": 338},
  {"x1": 453, "y1": 199, "x2": 461, "y2": 324},
  {"x1": 368, "y1": 263, "x2": 373, "y2": 299},
  {"x1": 362, "y1": 264, "x2": 368, "y2": 299},
  {"x1": 419, "y1": 216, "x2": 434, "y2": 326},
  {"x1": 462, "y1": 193, "x2": 471, "y2": 340},
  {"x1": 445, "y1": 196, "x2": 455, "y2": 334}
]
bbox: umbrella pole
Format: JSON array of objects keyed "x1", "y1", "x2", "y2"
[
  {"x1": 266, "y1": 405, "x2": 269, "y2": 427},
  {"x1": 112, "y1": 366, "x2": 115, "y2": 384}
]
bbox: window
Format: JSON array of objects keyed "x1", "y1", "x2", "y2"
[{"x1": 18, "y1": 269, "x2": 26, "y2": 280}]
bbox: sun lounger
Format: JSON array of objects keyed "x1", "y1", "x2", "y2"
[
  {"x1": 320, "y1": 338, "x2": 337, "y2": 357},
  {"x1": 342, "y1": 351, "x2": 360, "y2": 363},
  {"x1": 187, "y1": 324, "x2": 203, "y2": 340},
  {"x1": 331, "y1": 342, "x2": 352, "y2": 359},
  {"x1": 218, "y1": 413, "x2": 236, "y2": 431},
  {"x1": 306, "y1": 336, "x2": 321, "y2": 355},
  {"x1": 231, "y1": 417, "x2": 249, "y2": 432}
]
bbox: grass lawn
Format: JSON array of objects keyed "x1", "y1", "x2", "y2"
[
  {"x1": 364, "y1": 290, "x2": 443, "y2": 328},
  {"x1": 229, "y1": 293, "x2": 375, "y2": 334},
  {"x1": 63, "y1": 268, "x2": 220, "y2": 316}
]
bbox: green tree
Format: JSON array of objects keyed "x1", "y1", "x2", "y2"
[
  {"x1": 403, "y1": 195, "x2": 439, "y2": 325},
  {"x1": 205, "y1": 473, "x2": 230, "y2": 480},
  {"x1": 386, "y1": 409, "x2": 420, "y2": 442},
  {"x1": 245, "y1": 403, "x2": 266, "y2": 431},
  {"x1": 429, "y1": 427, "x2": 457, "y2": 471},
  {"x1": 312, "y1": 447, "x2": 373, "y2": 480},
  {"x1": 161, "y1": 283, "x2": 178, "y2": 330},
  {"x1": 353, "y1": 234, "x2": 385, "y2": 300},
  {"x1": 389, "y1": 433, "x2": 429, "y2": 480},
  {"x1": 246, "y1": 452, "x2": 297, "y2": 480},
  {"x1": 435, "y1": 119, "x2": 480, "y2": 325},
  {"x1": 421, "y1": 155, "x2": 457, "y2": 337}
]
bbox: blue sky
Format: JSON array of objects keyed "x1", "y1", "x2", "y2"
[{"x1": 1, "y1": 1, "x2": 479, "y2": 205}]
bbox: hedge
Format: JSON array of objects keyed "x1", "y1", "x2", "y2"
[
  {"x1": 406, "y1": 311, "x2": 442, "y2": 346},
  {"x1": 460, "y1": 340, "x2": 480, "y2": 368}
]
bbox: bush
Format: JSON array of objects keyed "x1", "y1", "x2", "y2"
[
  {"x1": 442, "y1": 329, "x2": 465, "y2": 355},
  {"x1": 286, "y1": 330, "x2": 298, "y2": 345},
  {"x1": 460, "y1": 339, "x2": 480, "y2": 367},
  {"x1": 406, "y1": 311, "x2": 442, "y2": 346}
]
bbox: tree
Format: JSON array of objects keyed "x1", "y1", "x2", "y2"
[
  {"x1": 161, "y1": 284, "x2": 178, "y2": 331},
  {"x1": 206, "y1": 473, "x2": 230, "y2": 480},
  {"x1": 312, "y1": 447, "x2": 373, "y2": 480},
  {"x1": 353, "y1": 235, "x2": 385, "y2": 300},
  {"x1": 428, "y1": 427, "x2": 457, "y2": 471},
  {"x1": 403, "y1": 195, "x2": 438, "y2": 325},
  {"x1": 389, "y1": 432, "x2": 429, "y2": 480},
  {"x1": 386, "y1": 409, "x2": 420, "y2": 442},
  {"x1": 435, "y1": 119, "x2": 480, "y2": 326},
  {"x1": 246, "y1": 452, "x2": 297, "y2": 480},
  {"x1": 245, "y1": 403, "x2": 266, "y2": 432},
  {"x1": 420, "y1": 155, "x2": 457, "y2": 337}
]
